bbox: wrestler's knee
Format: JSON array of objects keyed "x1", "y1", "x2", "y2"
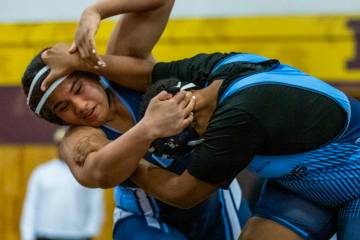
[{"x1": 239, "y1": 217, "x2": 260, "y2": 240}]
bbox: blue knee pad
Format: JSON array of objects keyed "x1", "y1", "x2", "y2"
[{"x1": 254, "y1": 180, "x2": 337, "y2": 240}]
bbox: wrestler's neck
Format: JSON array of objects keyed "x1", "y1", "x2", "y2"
[
  {"x1": 192, "y1": 79, "x2": 223, "y2": 135},
  {"x1": 105, "y1": 92, "x2": 134, "y2": 132}
]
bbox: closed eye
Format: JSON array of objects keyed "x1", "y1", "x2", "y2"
[
  {"x1": 59, "y1": 102, "x2": 69, "y2": 112},
  {"x1": 74, "y1": 81, "x2": 82, "y2": 95}
]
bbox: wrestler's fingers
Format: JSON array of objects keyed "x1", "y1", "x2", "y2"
[
  {"x1": 179, "y1": 91, "x2": 193, "y2": 109},
  {"x1": 183, "y1": 96, "x2": 196, "y2": 117},
  {"x1": 86, "y1": 39, "x2": 101, "y2": 66},
  {"x1": 41, "y1": 70, "x2": 61, "y2": 91},
  {"x1": 90, "y1": 40, "x2": 105, "y2": 67},
  {"x1": 181, "y1": 112, "x2": 194, "y2": 129},
  {"x1": 78, "y1": 43, "x2": 98, "y2": 68},
  {"x1": 68, "y1": 42, "x2": 77, "y2": 54},
  {"x1": 85, "y1": 39, "x2": 95, "y2": 59},
  {"x1": 155, "y1": 91, "x2": 172, "y2": 101},
  {"x1": 172, "y1": 91, "x2": 186, "y2": 104},
  {"x1": 78, "y1": 44, "x2": 88, "y2": 60}
]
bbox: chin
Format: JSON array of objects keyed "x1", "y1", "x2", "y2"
[
  {"x1": 88, "y1": 118, "x2": 106, "y2": 127},
  {"x1": 86, "y1": 120, "x2": 101, "y2": 127}
]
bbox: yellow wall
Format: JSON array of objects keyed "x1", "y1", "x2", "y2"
[
  {"x1": 1, "y1": 15, "x2": 360, "y2": 239},
  {"x1": 0, "y1": 146, "x2": 114, "y2": 240},
  {"x1": 1, "y1": 16, "x2": 360, "y2": 86}
]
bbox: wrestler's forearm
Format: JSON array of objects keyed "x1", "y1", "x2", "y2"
[
  {"x1": 105, "y1": 0, "x2": 175, "y2": 59},
  {"x1": 131, "y1": 166, "x2": 217, "y2": 209},
  {"x1": 90, "y1": 0, "x2": 170, "y2": 20},
  {"x1": 85, "y1": 0, "x2": 175, "y2": 89},
  {"x1": 77, "y1": 90, "x2": 193, "y2": 188},
  {"x1": 61, "y1": 122, "x2": 157, "y2": 188},
  {"x1": 131, "y1": 165, "x2": 193, "y2": 208},
  {"x1": 62, "y1": 92, "x2": 193, "y2": 188},
  {"x1": 85, "y1": 121, "x2": 158, "y2": 187},
  {"x1": 78, "y1": 55, "x2": 154, "y2": 92}
]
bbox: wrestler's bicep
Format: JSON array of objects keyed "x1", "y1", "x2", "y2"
[{"x1": 151, "y1": 53, "x2": 228, "y2": 85}]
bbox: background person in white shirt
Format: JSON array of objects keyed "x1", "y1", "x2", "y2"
[{"x1": 20, "y1": 128, "x2": 104, "y2": 240}]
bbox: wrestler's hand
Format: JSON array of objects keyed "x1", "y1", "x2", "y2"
[
  {"x1": 63, "y1": 127, "x2": 108, "y2": 168},
  {"x1": 40, "y1": 43, "x2": 81, "y2": 91},
  {"x1": 68, "y1": 6, "x2": 105, "y2": 68},
  {"x1": 142, "y1": 91, "x2": 196, "y2": 139},
  {"x1": 73, "y1": 134, "x2": 102, "y2": 167}
]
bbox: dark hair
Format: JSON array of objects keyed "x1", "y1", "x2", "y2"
[
  {"x1": 139, "y1": 77, "x2": 200, "y2": 158},
  {"x1": 22, "y1": 50, "x2": 101, "y2": 125},
  {"x1": 139, "y1": 77, "x2": 189, "y2": 119},
  {"x1": 21, "y1": 48, "x2": 66, "y2": 125}
]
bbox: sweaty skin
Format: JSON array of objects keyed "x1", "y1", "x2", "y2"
[
  {"x1": 35, "y1": 1, "x2": 306, "y2": 238},
  {"x1": 38, "y1": 0, "x2": 184, "y2": 188},
  {"x1": 130, "y1": 80, "x2": 223, "y2": 208},
  {"x1": 41, "y1": 0, "x2": 174, "y2": 91},
  {"x1": 58, "y1": 90, "x2": 195, "y2": 188}
]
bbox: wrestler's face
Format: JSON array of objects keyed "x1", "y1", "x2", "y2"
[{"x1": 46, "y1": 72, "x2": 110, "y2": 127}]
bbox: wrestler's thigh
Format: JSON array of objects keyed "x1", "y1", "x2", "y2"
[
  {"x1": 240, "y1": 216, "x2": 304, "y2": 240},
  {"x1": 253, "y1": 179, "x2": 336, "y2": 239}
]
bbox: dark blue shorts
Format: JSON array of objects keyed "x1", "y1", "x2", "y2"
[
  {"x1": 113, "y1": 181, "x2": 251, "y2": 240},
  {"x1": 254, "y1": 179, "x2": 360, "y2": 240}
]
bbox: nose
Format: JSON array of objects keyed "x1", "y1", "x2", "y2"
[{"x1": 72, "y1": 97, "x2": 89, "y2": 118}]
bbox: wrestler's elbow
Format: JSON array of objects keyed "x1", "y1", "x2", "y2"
[
  {"x1": 77, "y1": 169, "x2": 117, "y2": 189},
  {"x1": 92, "y1": 169, "x2": 117, "y2": 188}
]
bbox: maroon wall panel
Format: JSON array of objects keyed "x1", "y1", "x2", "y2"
[{"x1": 0, "y1": 86, "x2": 56, "y2": 144}]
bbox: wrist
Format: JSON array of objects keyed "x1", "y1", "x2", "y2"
[
  {"x1": 91, "y1": 3, "x2": 108, "y2": 20},
  {"x1": 75, "y1": 55, "x2": 90, "y2": 72},
  {"x1": 137, "y1": 118, "x2": 161, "y2": 141},
  {"x1": 72, "y1": 54, "x2": 83, "y2": 71}
]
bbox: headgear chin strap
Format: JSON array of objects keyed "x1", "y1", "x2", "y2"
[
  {"x1": 27, "y1": 65, "x2": 68, "y2": 115},
  {"x1": 149, "y1": 81, "x2": 202, "y2": 158}
]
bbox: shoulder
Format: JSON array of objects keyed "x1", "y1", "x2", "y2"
[
  {"x1": 60, "y1": 126, "x2": 109, "y2": 160},
  {"x1": 62, "y1": 126, "x2": 109, "y2": 150},
  {"x1": 64, "y1": 126, "x2": 107, "y2": 142}
]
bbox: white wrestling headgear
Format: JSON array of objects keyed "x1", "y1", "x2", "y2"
[{"x1": 26, "y1": 65, "x2": 68, "y2": 115}]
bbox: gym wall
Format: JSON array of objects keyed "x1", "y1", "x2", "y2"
[{"x1": 1, "y1": 1, "x2": 360, "y2": 239}]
